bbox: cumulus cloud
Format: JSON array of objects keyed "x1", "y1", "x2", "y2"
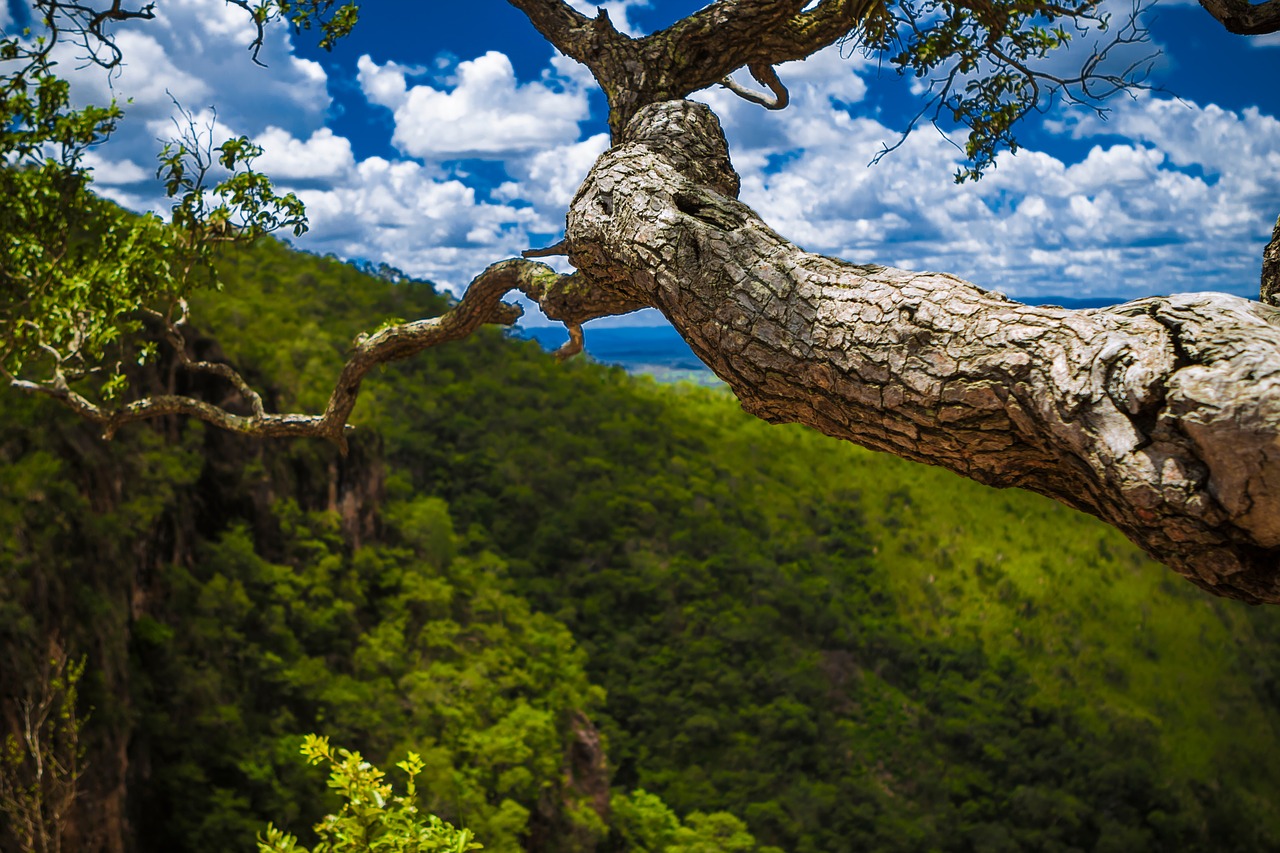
[
  {"x1": 255, "y1": 127, "x2": 356, "y2": 182},
  {"x1": 693, "y1": 48, "x2": 1280, "y2": 300},
  {"x1": 81, "y1": 151, "x2": 152, "y2": 185},
  {"x1": 57, "y1": 0, "x2": 329, "y2": 139},
  {"x1": 53, "y1": 0, "x2": 1279, "y2": 306},
  {"x1": 34, "y1": 0, "x2": 563, "y2": 293},
  {"x1": 45, "y1": 0, "x2": 336, "y2": 225},
  {"x1": 357, "y1": 51, "x2": 590, "y2": 160},
  {"x1": 293, "y1": 157, "x2": 541, "y2": 290},
  {"x1": 1054, "y1": 96, "x2": 1280, "y2": 177},
  {"x1": 494, "y1": 133, "x2": 610, "y2": 224}
]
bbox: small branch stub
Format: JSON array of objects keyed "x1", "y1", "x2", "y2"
[{"x1": 720, "y1": 64, "x2": 790, "y2": 109}]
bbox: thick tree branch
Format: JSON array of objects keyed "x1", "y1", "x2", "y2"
[
  {"x1": 1263, "y1": 213, "x2": 1280, "y2": 306},
  {"x1": 650, "y1": 0, "x2": 872, "y2": 83},
  {"x1": 507, "y1": 0, "x2": 879, "y2": 134},
  {"x1": 561, "y1": 100, "x2": 1280, "y2": 603},
  {"x1": 504, "y1": 0, "x2": 600, "y2": 63},
  {"x1": 1197, "y1": 0, "x2": 1280, "y2": 33}
]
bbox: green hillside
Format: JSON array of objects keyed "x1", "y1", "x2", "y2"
[{"x1": 2, "y1": 236, "x2": 1278, "y2": 852}]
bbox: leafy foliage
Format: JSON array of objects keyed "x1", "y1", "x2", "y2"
[
  {"x1": 860, "y1": 0, "x2": 1154, "y2": 179},
  {"x1": 257, "y1": 735, "x2": 481, "y2": 853},
  {"x1": 200, "y1": 240, "x2": 1280, "y2": 852},
  {"x1": 131, "y1": 500, "x2": 606, "y2": 852},
  {"x1": 0, "y1": 1, "x2": 321, "y2": 406}
]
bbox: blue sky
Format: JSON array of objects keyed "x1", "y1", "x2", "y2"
[{"x1": 8, "y1": 0, "x2": 1279, "y2": 320}]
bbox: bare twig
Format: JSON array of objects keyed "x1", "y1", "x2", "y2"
[
  {"x1": 523, "y1": 239, "x2": 571, "y2": 259},
  {"x1": 720, "y1": 63, "x2": 790, "y2": 109}
]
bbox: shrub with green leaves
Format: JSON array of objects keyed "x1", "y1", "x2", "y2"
[{"x1": 258, "y1": 735, "x2": 481, "y2": 853}]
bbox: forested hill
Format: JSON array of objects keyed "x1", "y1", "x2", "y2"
[{"x1": 3, "y1": 236, "x2": 1280, "y2": 853}]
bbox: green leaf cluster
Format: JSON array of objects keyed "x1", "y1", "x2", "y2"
[
  {"x1": 258, "y1": 735, "x2": 481, "y2": 853},
  {"x1": 860, "y1": 0, "x2": 1113, "y2": 180},
  {"x1": 0, "y1": 1, "x2": 335, "y2": 402}
]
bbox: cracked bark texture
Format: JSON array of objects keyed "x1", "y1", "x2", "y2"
[
  {"x1": 511, "y1": 0, "x2": 872, "y2": 135},
  {"x1": 1197, "y1": 0, "x2": 1280, "y2": 33},
  {"x1": 1263, "y1": 213, "x2": 1280, "y2": 306},
  {"x1": 563, "y1": 100, "x2": 1280, "y2": 603}
]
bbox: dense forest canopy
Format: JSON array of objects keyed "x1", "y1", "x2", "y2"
[
  {"x1": 2, "y1": 0, "x2": 1280, "y2": 601},
  {"x1": 3, "y1": 239, "x2": 1280, "y2": 852}
]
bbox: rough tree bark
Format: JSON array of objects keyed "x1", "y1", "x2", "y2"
[
  {"x1": 1197, "y1": 0, "x2": 1280, "y2": 34},
  {"x1": 501, "y1": 0, "x2": 1280, "y2": 603},
  {"x1": 1264, "y1": 214, "x2": 1280, "y2": 307},
  {"x1": 558, "y1": 99, "x2": 1280, "y2": 604}
]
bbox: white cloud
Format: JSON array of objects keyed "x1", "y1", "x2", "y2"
[
  {"x1": 1063, "y1": 145, "x2": 1165, "y2": 191},
  {"x1": 59, "y1": 30, "x2": 211, "y2": 111},
  {"x1": 699, "y1": 75, "x2": 1280, "y2": 299},
  {"x1": 294, "y1": 157, "x2": 541, "y2": 290},
  {"x1": 82, "y1": 151, "x2": 151, "y2": 185},
  {"x1": 494, "y1": 133, "x2": 610, "y2": 224},
  {"x1": 255, "y1": 127, "x2": 356, "y2": 181},
  {"x1": 1056, "y1": 96, "x2": 1280, "y2": 177},
  {"x1": 148, "y1": 0, "x2": 330, "y2": 134},
  {"x1": 39, "y1": 0, "x2": 559, "y2": 294},
  {"x1": 358, "y1": 51, "x2": 590, "y2": 160},
  {"x1": 52, "y1": 0, "x2": 331, "y2": 182},
  {"x1": 54, "y1": 0, "x2": 1279, "y2": 308}
]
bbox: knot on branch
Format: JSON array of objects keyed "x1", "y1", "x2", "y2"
[{"x1": 623, "y1": 101, "x2": 741, "y2": 199}]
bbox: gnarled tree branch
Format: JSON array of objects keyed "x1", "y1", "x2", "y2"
[
  {"x1": 650, "y1": 0, "x2": 873, "y2": 86},
  {"x1": 561, "y1": 100, "x2": 1280, "y2": 604},
  {"x1": 1197, "y1": 0, "x2": 1280, "y2": 33},
  {"x1": 504, "y1": 0, "x2": 600, "y2": 63},
  {"x1": 1263, "y1": 213, "x2": 1280, "y2": 306},
  {"x1": 509, "y1": 0, "x2": 877, "y2": 135},
  {"x1": 10, "y1": 258, "x2": 644, "y2": 447}
]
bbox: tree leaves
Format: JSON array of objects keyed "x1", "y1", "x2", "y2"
[{"x1": 257, "y1": 735, "x2": 482, "y2": 853}]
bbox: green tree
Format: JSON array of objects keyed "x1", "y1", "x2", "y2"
[{"x1": 610, "y1": 790, "x2": 781, "y2": 853}]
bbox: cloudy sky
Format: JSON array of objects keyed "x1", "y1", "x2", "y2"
[{"x1": 6, "y1": 0, "x2": 1279, "y2": 322}]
